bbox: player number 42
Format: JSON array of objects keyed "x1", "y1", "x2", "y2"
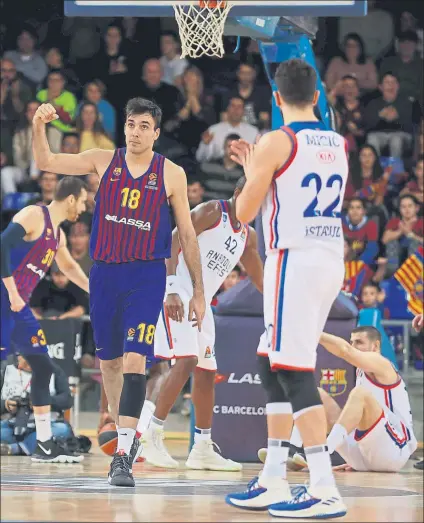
[{"x1": 302, "y1": 173, "x2": 344, "y2": 218}]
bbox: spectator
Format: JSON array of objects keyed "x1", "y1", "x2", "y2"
[
  {"x1": 222, "y1": 62, "x2": 271, "y2": 130},
  {"x1": 136, "y1": 59, "x2": 185, "y2": 158},
  {"x1": 400, "y1": 155, "x2": 424, "y2": 206},
  {"x1": 4, "y1": 28, "x2": 48, "y2": 89},
  {"x1": 159, "y1": 31, "x2": 189, "y2": 89},
  {"x1": 342, "y1": 197, "x2": 379, "y2": 266},
  {"x1": 94, "y1": 24, "x2": 130, "y2": 83},
  {"x1": 187, "y1": 179, "x2": 205, "y2": 209},
  {"x1": 395, "y1": 11, "x2": 424, "y2": 59},
  {"x1": 344, "y1": 144, "x2": 390, "y2": 228},
  {"x1": 84, "y1": 172, "x2": 99, "y2": 214},
  {"x1": 36, "y1": 69, "x2": 77, "y2": 144},
  {"x1": 381, "y1": 31, "x2": 423, "y2": 102},
  {"x1": 30, "y1": 265, "x2": 87, "y2": 321},
  {"x1": 199, "y1": 133, "x2": 244, "y2": 201},
  {"x1": 174, "y1": 66, "x2": 217, "y2": 155},
  {"x1": 28, "y1": 171, "x2": 58, "y2": 206},
  {"x1": 61, "y1": 132, "x2": 80, "y2": 154},
  {"x1": 196, "y1": 96, "x2": 258, "y2": 162},
  {"x1": 44, "y1": 47, "x2": 81, "y2": 96},
  {"x1": 78, "y1": 80, "x2": 116, "y2": 139},
  {"x1": 68, "y1": 222, "x2": 93, "y2": 276},
  {"x1": 324, "y1": 33, "x2": 378, "y2": 93},
  {"x1": 221, "y1": 265, "x2": 242, "y2": 293},
  {"x1": 364, "y1": 72, "x2": 414, "y2": 158},
  {"x1": 1, "y1": 57, "x2": 33, "y2": 156},
  {"x1": 76, "y1": 102, "x2": 115, "y2": 152},
  {"x1": 382, "y1": 194, "x2": 424, "y2": 275},
  {"x1": 1, "y1": 355, "x2": 73, "y2": 456},
  {"x1": 328, "y1": 75, "x2": 366, "y2": 152},
  {"x1": 1, "y1": 100, "x2": 41, "y2": 194}
]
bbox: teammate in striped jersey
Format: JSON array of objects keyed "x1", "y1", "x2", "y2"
[
  {"x1": 1, "y1": 177, "x2": 89, "y2": 463},
  {"x1": 31, "y1": 98, "x2": 205, "y2": 487}
]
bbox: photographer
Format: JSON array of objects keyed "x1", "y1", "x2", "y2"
[{"x1": 1, "y1": 354, "x2": 73, "y2": 456}]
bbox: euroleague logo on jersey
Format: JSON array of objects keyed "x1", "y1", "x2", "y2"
[{"x1": 317, "y1": 150, "x2": 336, "y2": 164}]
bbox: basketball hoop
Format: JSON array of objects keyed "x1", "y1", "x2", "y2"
[{"x1": 173, "y1": 1, "x2": 234, "y2": 58}]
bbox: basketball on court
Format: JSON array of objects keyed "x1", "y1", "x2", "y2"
[{"x1": 97, "y1": 423, "x2": 118, "y2": 456}]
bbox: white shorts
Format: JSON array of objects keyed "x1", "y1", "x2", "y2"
[
  {"x1": 154, "y1": 290, "x2": 217, "y2": 372},
  {"x1": 260, "y1": 248, "x2": 344, "y2": 370},
  {"x1": 337, "y1": 411, "x2": 417, "y2": 472}
]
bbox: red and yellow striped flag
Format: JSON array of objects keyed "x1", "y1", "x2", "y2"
[{"x1": 394, "y1": 246, "x2": 424, "y2": 316}]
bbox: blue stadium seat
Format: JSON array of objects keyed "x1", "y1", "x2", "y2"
[{"x1": 2, "y1": 193, "x2": 39, "y2": 211}]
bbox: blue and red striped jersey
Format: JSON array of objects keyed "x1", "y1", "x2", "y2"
[
  {"x1": 90, "y1": 148, "x2": 172, "y2": 263},
  {"x1": 11, "y1": 206, "x2": 61, "y2": 303}
]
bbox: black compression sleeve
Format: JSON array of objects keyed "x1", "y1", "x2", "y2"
[{"x1": 0, "y1": 223, "x2": 27, "y2": 278}]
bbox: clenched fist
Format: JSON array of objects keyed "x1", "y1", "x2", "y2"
[{"x1": 33, "y1": 103, "x2": 59, "y2": 124}]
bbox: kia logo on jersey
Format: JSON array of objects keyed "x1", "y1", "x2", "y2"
[{"x1": 317, "y1": 150, "x2": 336, "y2": 163}]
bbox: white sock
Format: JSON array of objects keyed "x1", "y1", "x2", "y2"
[
  {"x1": 194, "y1": 427, "x2": 211, "y2": 443},
  {"x1": 34, "y1": 412, "x2": 52, "y2": 443},
  {"x1": 304, "y1": 445, "x2": 336, "y2": 487},
  {"x1": 150, "y1": 416, "x2": 165, "y2": 430},
  {"x1": 290, "y1": 424, "x2": 303, "y2": 448},
  {"x1": 137, "y1": 400, "x2": 155, "y2": 437},
  {"x1": 327, "y1": 423, "x2": 348, "y2": 454},
  {"x1": 261, "y1": 439, "x2": 290, "y2": 479},
  {"x1": 117, "y1": 428, "x2": 136, "y2": 455}
]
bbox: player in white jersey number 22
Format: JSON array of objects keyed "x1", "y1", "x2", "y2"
[
  {"x1": 226, "y1": 59, "x2": 349, "y2": 519},
  {"x1": 142, "y1": 176, "x2": 264, "y2": 471}
]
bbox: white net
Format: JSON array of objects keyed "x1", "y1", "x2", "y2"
[{"x1": 173, "y1": 1, "x2": 234, "y2": 58}]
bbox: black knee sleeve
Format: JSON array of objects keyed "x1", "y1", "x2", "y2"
[
  {"x1": 257, "y1": 356, "x2": 289, "y2": 404},
  {"x1": 119, "y1": 373, "x2": 146, "y2": 419},
  {"x1": 276, "y1": 369, "x2": 322, "y2": 415},
  {"x1": 23, "y1": 353, "x2": 55, "y2": 407}
]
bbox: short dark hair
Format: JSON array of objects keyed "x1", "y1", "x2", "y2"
[
  {"x1": 274, "y1": 59, "x2": 317, "y2": 107},
  {"x1": 61, "y1": 132, "x2": 80, "y2": 145},
  {"x1": 398, "y1": 30, "x2": 418, "y2": 43},
  {"x1": 351, "y1": 326, "x2": 382, "y2": 344},
  {"x1": 234, "y1": 176, "x2": 246, "y2": 193},
  {"x1": 349, "y1": 197, "x2": 365, "y2": 209},
  {"x1": 187, "y1": 178, "x2": 204, "y2": 188},
  {"x1": 227, "y1": 96, "x2": 245, "y2": 109},
  {"x1": 39, "y1": 171, "x2": 58, "y2": 180},
  {"x1": 341, "y1": 74, "x2": 359, "y2": 85},
  {"x1": 399, "y1": 194, "x2": 419, "y2": 206},
  {"x1": 380, "y1": 71, "x2": 399, "y2": 83},
  {"x1": 231, "y1": 265, "x2": 242, "y2": 275},
  {"x1": 161, "y1": 30, "x2": 179, "y2": 43},
  {"x1": 125, "y1": 98, "x2": 162, "y2": 129},
  {"x1": 224, "y1": 133, "x2": 241, "y2": 144},
  {"x1": 362, "y1": 281, "x2": 380, "y2": 292},
  {"x1": 54, "y1": 177, "x2": 87, "y2": 202}
]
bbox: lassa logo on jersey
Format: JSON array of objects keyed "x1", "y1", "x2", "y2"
[
  {"x1": 105, "y1": 214, "x2": 151, "y2": 231},
  {"x1": 26, "y1": 263, "x2": 46, "y2": 278}
]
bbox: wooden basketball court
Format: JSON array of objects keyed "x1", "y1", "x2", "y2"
[{"x1": 1, "y1": 440, "x2": 422, "y2": 522}]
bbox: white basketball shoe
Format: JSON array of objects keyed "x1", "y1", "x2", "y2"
[
  {"x1": 142, "y1": 426, "x2": 178, "y2": 469},
  {"x1": 226, "y1": 475, "x2": 292, "y2": 510},
  {"x1": 186, "y1": 440, "x2": 242, "y2": 471}
]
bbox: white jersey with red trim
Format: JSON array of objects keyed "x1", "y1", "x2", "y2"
[
  {"x1": 356, "y1": 368, "x2": 416, "y2": 443},
  {"x1": 176, "y1": 200, "x2": 249, "y2": 302},
  {"x1": 262, "y1": 121, "x2": 349, "y2": 256}
]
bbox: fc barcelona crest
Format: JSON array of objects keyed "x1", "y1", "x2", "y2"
[
  {"x1": 320, "y1": 368, "x2": 347, "y2": 396},
  {"x1": 113, "y1": 168, "x2": 122, "y2": 176}
]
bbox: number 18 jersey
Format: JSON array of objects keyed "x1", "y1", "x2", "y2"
[{"x1": 262, "y1": 121, "x2": 348, "y2": 256}]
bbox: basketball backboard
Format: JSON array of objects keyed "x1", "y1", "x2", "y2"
[{"x1": 65, "y1": 1, "x2": 367, "y2": 19}]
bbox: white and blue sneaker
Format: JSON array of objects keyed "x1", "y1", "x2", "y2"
[
  {"x1": 268, "y1": 484, "x2": 347, "y2": 519},
  {"x1": 225, "y1": 475, "x2": 291, "y2": 511}
]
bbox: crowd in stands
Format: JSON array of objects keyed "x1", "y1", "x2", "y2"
[{"x1": 1, "y1": 5, "x2": 423, "y2": 353}]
